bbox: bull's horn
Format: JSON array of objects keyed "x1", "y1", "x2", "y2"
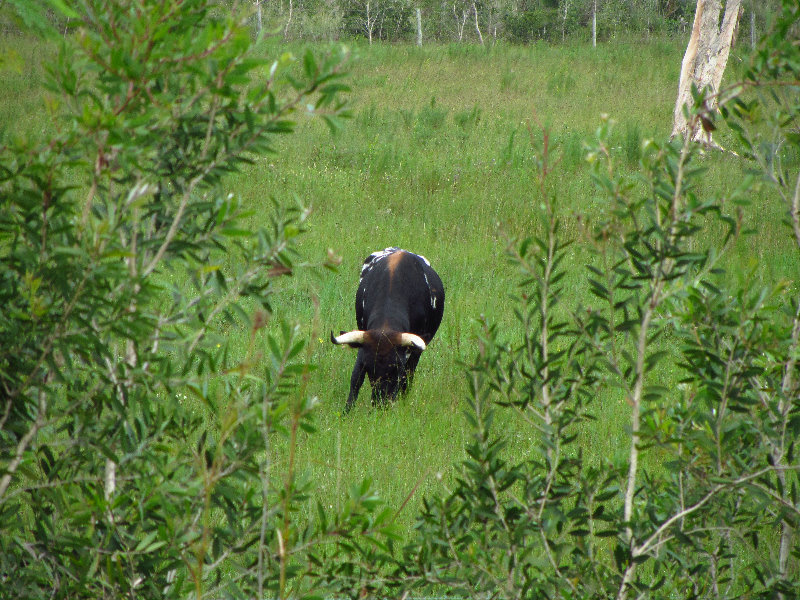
[
  {"x1": 331, "y1": 330, "x2": 366, "y2": 346},
  {"x1": 399, "y1": 333, "x2": 426, "y2": 351}
]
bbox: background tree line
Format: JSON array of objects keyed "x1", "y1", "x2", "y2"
[
  {"x1": 251, "y1": 0, "x2": 778, "y2": 45},
  {"x1": 0, "y1": 0, "x2": 781, "y2": 45}
]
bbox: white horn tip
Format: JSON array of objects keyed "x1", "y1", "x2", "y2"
[
  {"x1": 400, "y1": 333, "x2": 427, "y2": 351},
  {"x1": 332, "y1": 330, "x2": 366, "y2": 346}
]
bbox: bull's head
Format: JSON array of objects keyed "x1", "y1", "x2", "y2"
[{"x1": 331, "y1": 330, "x2": 426, "y2": 406}]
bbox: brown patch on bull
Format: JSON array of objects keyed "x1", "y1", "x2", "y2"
[
  {"x1": 354, "y1": 329, "x2": 406, "y2": 364},
  {"x1": 386, "y1": 250, "x2": 405, "y2": 287},
  {"x1": 370, "y1": 329, "x2": 403, "y2": 355}
]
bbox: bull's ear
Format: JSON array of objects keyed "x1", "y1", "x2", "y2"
[{"x1": 331, "y1": 330, "x2": 366, "y2": 348}]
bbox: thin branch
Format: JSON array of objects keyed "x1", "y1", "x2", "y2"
[
  {"x1": 791, "y1": 168, "x2": 800, "y2": 250},
  {"x1": 0, "y1": 389, "x2": 46, "y2": 501},
  {"x1": 141, "y1": 184, "x2": 191, "y2": 278},
  {"x1": 618, "y1": 121, "x2": 694, "y2": 600},
  {"x1": 634, "y1": 464, "x2": 800, "y2": 559}
]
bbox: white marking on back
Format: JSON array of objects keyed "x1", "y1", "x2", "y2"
[
  {"x1": 360, "y1": 247, "x2": 400, "y2": 277},
  {"x1": 358, "y1": 248, "x2": 436, "y2": 313}
]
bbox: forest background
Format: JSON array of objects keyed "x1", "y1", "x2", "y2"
[{"x1": 0, "y1": 0, "x2": 780, "y2": 46}]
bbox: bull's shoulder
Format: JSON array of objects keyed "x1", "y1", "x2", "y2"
[
  {"x1": 360, "y1": 247, "x2": 402, "y2": 275},
  {"x1": 360, "y1": 247, "x2": 432, "y2": 275}
]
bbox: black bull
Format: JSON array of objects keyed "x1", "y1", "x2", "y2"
[{"x1": 331, "y1": 248, "x2": 445, "y2": 413}]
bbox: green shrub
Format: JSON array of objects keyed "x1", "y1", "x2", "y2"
[
  {"x1": 0, "y1": 2, "x2": 396, "y2": 598},
  {"x1": 397, "y1": 2, "x2": 800, "y2": 597}
]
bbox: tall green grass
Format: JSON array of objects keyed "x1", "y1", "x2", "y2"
[
  {"x1": 3, "y1": 34, "x2": 796, "y2": 537},
  {"x1": 239, "y1": 41, "x2": 791, "y2": 536}
]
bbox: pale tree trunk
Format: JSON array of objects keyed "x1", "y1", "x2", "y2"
[
  {"x1": 671, "y1": 0, "x2": 743, "y2": 143},
  {"x1": 453, "y1": 3, "x2": 467, "y2": 42},
  {"x1": 592, "y1": 0, "x2": 597, "y2": 47},
  {"x1": 416, "y1": 7, "x2": 423, "y2": 46},
  {"x1": 472, "y1": 2, "x2": 484, "y2": 44},
  {"x1": 255, "y1": 0, "x2": 263, "y2": 35},
  {"x1": 749, "y1": 0, "x2": 755, "y2": 49},
  {"x1": 283, "y1": 0, "x2": 293, "y2": 39},
  {"x1": 365, "y1": 1, "x2": 377, "y2": 44},
  {"x1": 106, "y1": 215, "x2": 141, "y2": 503},
  {"x1": 561, "y1": 0, "x2": 570, "y2": 42}
]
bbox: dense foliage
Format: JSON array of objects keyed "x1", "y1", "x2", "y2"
[
  {"x1": 0, "y1": 1, "x2": 397, "y2": 599},
  {"x1": 1, "y1": 0, "x2": 799, "y2": 599},
  {"x1": 397, "y1": 1, "x2": 800, "y2": 596}
]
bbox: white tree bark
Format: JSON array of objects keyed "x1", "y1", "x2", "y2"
[
  {"x1": 255, "y1": 0, "x2": 263, "y2": 35},
  {"x1": 472, "y1": 1, "x2": 484, "y2": 45},
  {"x1": 453, "y1": 3, "x2": 467, "y2": 42},
  {"x1": 365, "y1": 0, "x2": 378, "y2": 44},
  {"x1": 283, "y1": 0, "x2": 293, "y2": 39},
  {"x1": 416, "y1": 7, "x2": 422, "y2": 46},
  {"x1": 592, "y1": 0, "x2": 597, "y2": 47},
  {"x1": 561, "y1": 0, "x2": 570, "y2": 42},
  {"x1": 671, "y1": 0, "x2": 743, "y2": 143}
]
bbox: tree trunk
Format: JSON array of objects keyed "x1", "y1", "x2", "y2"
[
  {"x1": 454, "y1": 4, "x2": 467, "y2": 42},
  {"x1": 255, "y1": 0, "x2": 262, "y2": 35},
  {"x1": 671, "y1": 0, "x2": 743, "y2": 143},
  {"x1": 416, "y1": 7, "x2": 423, "y2": 46},
  {"x1": 367, "y1": 1, "x2": 374, "y2": 44},
  {"x1": 749, "y1": 0, "x2": 755, "y2": 49},
  {"x1": 284, "y1": 0, "x2": 293, "y2": 39},
  {"x1": 472, "y1": 2, "x2": 484, "y2": 45},
  {"x1": 592, "y1": 0, "x2": 597, "y2": 47}
]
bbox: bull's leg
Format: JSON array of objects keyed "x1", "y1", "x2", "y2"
[
  {"x1": 371, "y1": 386, "x2": 385, "y2": 408},
  {"x1": 345, "y1": 356, "x2": 366, "y2": 414}
]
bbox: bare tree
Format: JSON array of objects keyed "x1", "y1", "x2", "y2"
[
  {"x1": 284, "y1": 0, "x2": 294, "y2": 38},
  {"x1": 254, "y1": 0, "x2": 263, "y2": 35},
  {"x1": 671, "y1": 0, "x2": 743, "y2": 143},
  {"x1": 472, "y1": 1, "x2": 484, "y2": 44},
  {"x1": 487, "y1": 0, "x2": 501, "y2": 42},
  {"x1": 365, "y1": 0, "x2": 380, "y2": 42},
  {"x1": 453, "y1": 1, "x2": 468, "y2": 41}
]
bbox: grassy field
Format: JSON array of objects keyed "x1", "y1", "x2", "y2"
[
  {"x1": 231, "y1": 37, "x2": 796, "y2": 535},
  {"x1": 3, "y1": 33, "x2": 796, "y2": 540}
]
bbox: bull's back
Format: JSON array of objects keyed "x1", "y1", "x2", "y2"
[{"x1": 356, "y1": 248, "x2": 444, "y2": 340}]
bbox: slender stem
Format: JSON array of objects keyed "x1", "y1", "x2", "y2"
[
  {"x1": 279, "y1": 403, "x2": 300, "y2": 599},
  {"x1": 633, "y1": 465, "x2": 800, "y2": 559},
  {"x1": 618, "y1": 123, "x2": 694, "y2": 600},
  {"x1": 777, "y1": 302, "x2": 800, "y2": 581},
  {"x1": 0, "y1": 390, "x2": 46, "y2": 500},
  {"x1": 258, "y1": 332, "x2": 272, "y2": 600},
  {"x1": 791, "y1": 169, "x2": 800, "y2": 249}
]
